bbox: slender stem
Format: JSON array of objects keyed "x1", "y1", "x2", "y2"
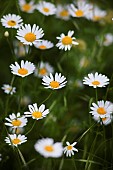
[
  {"x1": 39, "y1": 91, "x2": 53, "y2": 106},
  {"x1": 17, "y1": 147, "x2": 28, "y2": 170},
  {"x1": 95, "y1": 88, "x2": 98, "y2": 102},
  {"x1": 72, "y1": 157, "x2": 77, "y2": 170},
  {"x1": 18, "y1": 78, "x2": 24, "y2": 111},
  {"x1": 25, "y1": 120, "x2": 37, "y2": 135},
  {"x1": 105, "y1": 73, "x2": 113, "y2": 100}
]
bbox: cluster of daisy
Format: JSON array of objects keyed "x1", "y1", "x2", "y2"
[{"x1": 83, "y1": 72, "x2": 113, "y2": 125}]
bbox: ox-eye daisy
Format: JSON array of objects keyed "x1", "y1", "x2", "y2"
[
  {"x1": 34, "y1": 61, "x2": 54, "y2": 78},
  {"x1": 64, "y1": 141, "x2": 78, "y2": 157},
  {"x1": 1, "y1": 14, "x2": 23, "y2": 29},
  {"x1": 34, "y1": 138, "x2": 63, "y2": 158},
  {"x1": 5, "y1": 134, "x2": 27, "y2": 147},
  {"x1": 2, "y1": 84, "x2": 16, "y2": 95},
  {"x1": 93, "y1": 115, "x2": 113, "y2": 125},
  {"x1": 83, "y1": 72, "x2": 109, "y2": 88},
  {"x1": 24, "y1": 103, "x2": 49, "y2": 120},
  {"x1": 56, "y1": 30, "x2": 79, "y2": 51},
  {"x1": 36, "y1": 1, "x2": 56, "y2": 16},
  {"x1": 34, "y1": 40, "x2": 54, "y2": 50},
  {"x1": 5, "y1": 112, "x2": 27, "y2": 128},
  {"x1": 16, "y1": 24, "x2": 44, "y2": 46},
  {"x1": 56, "y1": 5, "x2": 70, "y2": 21},
  {"x1": 68, "y1": 1, "x2": 92, "y2": 18},
  {"x1": 19, "y1": 0, "x2": 36, "y2": 13},
  {"x1": 10, "y1": 60, "x2": 35, "y2": 78},
  {"x1": 90, "y1": 100, "x2": 113, "y2": 118},
  {"x1": 42, "y1": 73, "x2": 67, "y2": 90}
]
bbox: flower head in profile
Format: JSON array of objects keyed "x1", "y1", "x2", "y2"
[
  {"x1": 93, "y1": 115, "x2": 113, "y2": 125},
  {"x1": 96, "y1": 33, "x2": 113, "y2": 47},
  {"x1": 5, "y1": 134, "x2": 27, "y2": 147},
  {"x1": 16, "y1": 24, "x2": 44, "y2": 46},
  {"x1": 24, "y1": 103, "x2": 49, "y2": 120},
  {"x1": 42, "y1": 73, "x2": 67, "y2": 90},
  {"x1": 83, "y1": 72, "x2": 109, "y2": 88},
  {"x1": 2, "y1": 84, "x2": 16, "y2": 95},
  {"x1": 36, "y1": 1, "x2": 56, "y2": 16},
  {"x1": 5, "y1": 112, "x2": 27, "y2": 128},
  {"x1": 10, "y1": 60, "x2": 35, "y2": 77},
  {"x1": 19, "y1": 0, "x2": 36, "y2": 13},
  {"x1": 68, "y1": 1, "x2": 92, "y2": 18},
  {"x1": 64, "y1": 141, "x2": 78, "y2": 157},
  {"x1": 1, "y1": 14, "x2": 23, "y2": 29},
  {"x1": 90, "y1": 100, "x2": 113, "y2": 118},
  {"x1": 34, "y1": 61, "x2": 54, "y2": 78},
  {"x1": 34, "y1": 40, "x2": 54, "y2": 50},
  {"x1": 34, "y1": 138, "x2": 63, "y2": 158},
  {"x1": 56, "y1": 30, "x2": 79, "y2": 51},
  {"x1": 56, "y1": 5, "x2": 70, "y2": 20}
]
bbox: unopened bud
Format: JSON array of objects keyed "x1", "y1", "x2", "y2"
[{"x1": 4, "y1": 31, "x2": 9, "y2": 37}]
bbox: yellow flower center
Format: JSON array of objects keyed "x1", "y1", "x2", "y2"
[
  {"x1": 39, "y1": 68, "x2": 47, "y2": 75},
  {"x1": 93, "y1": 16, "x2": 101, "y2": 21},
  {"x1": 43, "y1": 7, "x2": 50, "y2": 13},
  {"x1": 12, "y1": 138, "x2": 21, "y2": 145},
  {"x1": 32, "y1": 111, "x2": 42, "y2": 118},
  {"x1": 75, "y1": 10, "x2": 84, "y2": 17},
  {"x1": 60, "y1": 10, "x2": 69, "y2": 17},
  {"x1": 50, "y1": 81, "x2": 60, "y2": 88},
  {"x1": 7, "y1": 20, "x2": 16, "y2": 26},
  {"x1": 44, "y1": 145, "x2": 54, "y2": 152},
  {"x1": 92, "y1": 81, "x2": 100, "y2": 86},
  {"x1": 62, "y1": 36, "x2": 72, "y2": 45},
  {"x1": 22, "y1": 4, "x2": 31, "y2": 12},
  {"x1": 67, "y1": 145, "x2": 73, "y2": 150},
  {"x1": 97, "y1": 107, "x2": 106, "y2": 115},
  {"x1": 24, "y1": 33, "x2": 36, "y2": 42},
  {"x1": 18, "y1": 68, "x2": 28, "y2": 75},
  {"x1": 12, "y1": 120, "x2": 22, "y2": 126},
  {"x1": 39, "y1": 45, "x2": 47, "y2": 49}
]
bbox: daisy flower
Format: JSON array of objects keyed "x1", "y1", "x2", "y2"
[
  {"x1": 9, "y1": 127, "x2": 25, "y2": 134},
  {"x1": 56, "y1": 5, "x2": 70, "y2": 21},
  {"x1": 42, "y1": 73, "x2": 67, "y2": 90},
  {"x1": 64, "y1": 141, "x2": 78, "y2": 157},
  {"x1": 83, "y1": 72, "x2": 109, "y2": 88},
  {"x1": 93, "y1": 115, "x2": 113, "y2": 125},
  {"x1": 16, "y1": 24, "x2": 44, "y2": 46},
  {"x1": 36, "y1": 1, "x2": 56, "y2": 16},
  {"x1": 34, "y1": 61, "x2": 54, "y2": 78},
  {"x1": 56, "y1": 30, "x2": 79, "y2": 51},
  {"x1": 1, "y1": 84, "x2": 16, "y2": 95},
  {"x1": 5, "y1": 134, "x2": 27, "y2": 147},
  {"x1": 90, "y1": 100, "x2": 113, "y2": 118},
  {"x1": 34, "y1": 138, "x2": 63, "y2": 158},
  {"x1": 1, "y1": 14, "x2": 23, "y2": 29},
  {"x1": 34, "y1": 40, "x2": 54, "y2": 50},
  {"x1": 86, "y1": 6, "x2": 107, "y2": 21},
  {"x1": 103, "y1": 33, "x2": 113, "y2": 46},
  {"x1": 5, "y1": 112, "x2": 27, "y2": 128},
  {"x1": 19, "y1": 0, "x2": 36, "y2": 13},
  {"x1": 24, "y1": 103, "x2": 49, "y2": 120},
  {"x1": 10, "y1": 60, "x2": 35, "y2": 78},
  {"x1": 68, "y1": 1, "x2": 92, "y2": 18}
]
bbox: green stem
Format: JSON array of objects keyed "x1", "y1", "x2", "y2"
[
  {"x1": 17, "y1": 147, "x2": 28, "y2": 170},
  {"x1": 18, "y1": 78, "x2": 24, "y2": 111},
  {"x1": 72, "y1": 157, "x2": 77, "y2": 170},
  {"x1": 95, "y1": 88, "x2": 98, "y2": 102},
  {"x1": 25, "y1": 120, "x2": 36, "y2": 135},
  {"x1": 39, "y1": 91, "x2": 53, "y2": 106}
]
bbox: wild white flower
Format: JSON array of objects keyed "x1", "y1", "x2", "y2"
[
  {"x1": 83, "y1": 72, "x2": 109, "y2": 88},
  {"x1": 5, "y1": 134, "x2": 27, "y2": 147},
  {"x1": 34, "y1": 40, "x2": 54, "y2": 50},
  {"x1": 56, "y1": 5, "x2": 70, "y2": 20},
  {"x1": 64, "y1": 141, "x2": 78, "y2": 157},
  {"x1": 42, "y1": 73, "x2": 67, "y2": 90},
  {"x1": 10, "y1": 60, "x2": 35, "y2": 77},
  {"x1": 2, "y1": 84, "x2": 16, "y2": 95},
  {"x1": 36, "y1": 1, "x2": 56, "y2": 16},
  {"x1": 16, "y1": 24, "x2": 44, "y2": 46},
  {"x1": 68, "y1": 1, "x2": 92, "y2": 18},
  {"x1": 34, "y1": 61, "x2": 54, "y2": 78},
  {"x1": 56, "y1": 30, "x2": 79, "y2": 51},
  {"x1": 90, "y1": 100, "x2": 113, "y2": 118},
  {"x1": 9, "y1": 127, "x2": 25, "y2": 134},
  {"x1": 93, "y1": 115, "x2": 113, "y2": 125},
  {"x1": 34, "y1": 138, "x2": 63, "y2": 158},
  {"x1": 24, "y1": 103, "x2": 49, "y2": 120},
  {"x1": 19, "y1": 0, "x2": 36, "y2": 13},
  {"x1": 1, "y1": 14, "x2": 23, "y2": 28},
  {"x1": 5, "y1": 112, "x2": 27, "y2": 128}
]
